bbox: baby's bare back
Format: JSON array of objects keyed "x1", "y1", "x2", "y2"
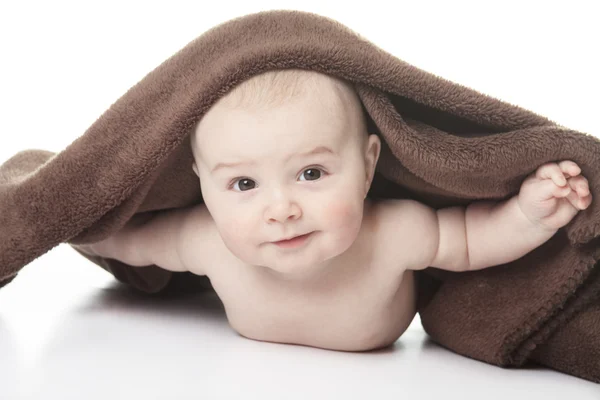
[{"x1": 197, "y1": 199, "x2": 418, "y2": 351}]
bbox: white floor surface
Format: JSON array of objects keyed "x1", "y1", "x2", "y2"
[{"x1": 1, "y1": 245, "x2": 598, "y2": 399}]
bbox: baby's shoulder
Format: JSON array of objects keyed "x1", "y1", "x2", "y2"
[
  {"x1": 177, "y1": 203, "x2": 224, "y2": 276},
  {"x1": 368, "y1": 198, "x2": 438, "y2": 271},
  {"x1": 369, "y1": 197, "x2": 427, "y2": 228}
]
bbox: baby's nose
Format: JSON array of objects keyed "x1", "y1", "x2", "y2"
[{"x1": 266, "y1": 199, "x2": 302, "y2": 223}]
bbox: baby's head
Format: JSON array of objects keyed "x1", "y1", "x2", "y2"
[{"x1": 189, "y1": 69, "x2": 381, "y2": 280}]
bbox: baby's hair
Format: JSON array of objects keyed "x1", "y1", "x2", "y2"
[
  {"x1": 222, "y1": 69, "x2": 353, "y2": 110},
  {"x1": 190, "y1": 69, "x2": 369, "y2": 164}
]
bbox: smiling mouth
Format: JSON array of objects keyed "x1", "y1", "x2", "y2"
[
  {"x1": 276, "y1": 233, "x2": 308, "y2": 242},
  {"x1": 273, "y1": 232, "x2": 313, "y2": 248}
]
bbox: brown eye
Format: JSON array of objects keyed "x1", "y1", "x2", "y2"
[
  {"x1": 300, "y1": 168, "x2": 322, "y2": 181},
  {"x1": 232, "y1": 178, "x2": 256, "y2": 192}
]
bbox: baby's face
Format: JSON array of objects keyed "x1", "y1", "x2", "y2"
[{"x1": 191, "y1": 89, "x2": 380, "y2": 280}]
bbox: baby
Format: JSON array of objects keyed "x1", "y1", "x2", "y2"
[{"x1": 74, "y1": 69, "x2": 592, "y2": 352}]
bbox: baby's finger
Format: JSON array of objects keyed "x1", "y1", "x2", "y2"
[
  {"x1": 558, "y1": 160, "x2": 581, "y2": 177},
  {"x1": 565, "y1": 186, "x2": 582, "y2": 209},
  {"x1": 581, "y1": 193, "x2": 593, "y2": 209},
  {"x1": 565, "y1": 178, "x2": 592, "y2": 209},
  {"x1": 533, "y1": 178, "x2": 570, "y2": 201},
  {"x1": 553, "y1": 181, "x2": 573, "y2": 198},
  {"x1": 536, "y1": 163, "x2": 567, "y2": 186},
  {"x1": 566, "y1": 190, "x2": 592, "y2": 210},
  {"x1": 569, "y1": 175, "x2": 589, "y2": 197}
]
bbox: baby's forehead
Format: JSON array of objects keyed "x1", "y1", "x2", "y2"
[{"x1": 193, "y1": 89, "x2": 364, "y2": 158}]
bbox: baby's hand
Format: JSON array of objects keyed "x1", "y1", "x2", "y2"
[{"x1": 517, "y1": 160, "x2": 592, "y2": 231}]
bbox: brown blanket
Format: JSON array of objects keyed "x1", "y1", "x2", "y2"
[{"x1": 1, "y1": 10, "x2": 599, "y2": 383}]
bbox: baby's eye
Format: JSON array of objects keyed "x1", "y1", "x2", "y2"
[
  {"x1": 299, "y1": 167, "x2": 322, "y2": 182},
  {"x1": 232, "y1": 178, "x2": 256, "y2": 192},
  {"x1": 229, "y1": 167, "x2": 325, "y2": 192}
]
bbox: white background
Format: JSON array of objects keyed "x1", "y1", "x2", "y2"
[{"x1": 1, "y1": 1, "x2": 599, "y2": 398}]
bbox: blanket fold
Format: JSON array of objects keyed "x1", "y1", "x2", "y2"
[{"x1": 1, "y1": 10, "x2": 598, "y2": 383}]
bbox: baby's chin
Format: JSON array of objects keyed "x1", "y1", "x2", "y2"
[
  {"x1": 227, "y1": 228, "x2": 360, "y2": 273},
  {"x1": 258, "y1": 259, "x2": 335, "y2": 281},
  {"x1": 253, "y1": 251, "x2": 332, "y2": 273},
  {"x1": 256, "y1": 241, "x2": 354, "y2": 278}
]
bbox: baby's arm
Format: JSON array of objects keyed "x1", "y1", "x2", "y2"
[
  {"x1": 71, "y1": 213, "x2": 154, "y2": 266},
  {"x1": 72, "y1": 206, "x2": 200, "y2": 272},
  {"x1": 406, "y1": 160, "x2": 590, "y2": 272},
  {"x1": 402, "y1": 196, "x2": 556, "y2": 272},
  {"x1": 462, "y1": 196, "x2": 559, "y2": 270},
  {"x1": 465, "y1": 160, "x2": 591, "y2": 270}
]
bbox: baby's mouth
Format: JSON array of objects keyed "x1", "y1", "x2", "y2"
[{"x1": 272, "y1": 232, "x2": 314, "y2": 247}]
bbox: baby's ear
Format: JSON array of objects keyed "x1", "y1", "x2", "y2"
[
  {"x1": 364, "y1": 133, "x2": 381, "y2": 188},
  {"x1": 192, "y1": 163, "x2": 199, "y2": 177}
]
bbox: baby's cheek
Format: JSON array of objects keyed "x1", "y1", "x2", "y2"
[
  {"x1": 221, "y1": 220, "x2": 249, "y2": 243},
  {"x1": 218, "y1": 220, "x2": 255, "y2": 260},
  {"x1": 324, "y1": 201, "x2": 360, "y2": 229}
]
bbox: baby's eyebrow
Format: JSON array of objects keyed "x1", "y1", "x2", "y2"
[{"x1": 210, "y1": 145, "x2": 335, "y2": 174}]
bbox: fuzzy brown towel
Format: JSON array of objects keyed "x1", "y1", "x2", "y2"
[{"x1": 1, "y1": 10, "x2": 599, "y2": 383}]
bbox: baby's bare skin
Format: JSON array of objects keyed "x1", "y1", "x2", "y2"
[
  {"x1": 75, "y1": 197, "x2": 419, "y2": 351},
  {"x1": 72, "y1": 70, "x2": 592, "y2": 353},
  {"x1": 184, "y1": 197, "x2": 417, "y2": 352}
]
